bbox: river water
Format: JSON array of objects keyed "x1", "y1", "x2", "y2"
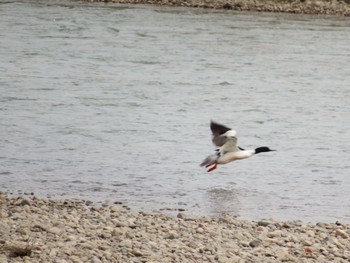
[{"x1": 1, "y1": 0, "x2": 350, "y2": 223}]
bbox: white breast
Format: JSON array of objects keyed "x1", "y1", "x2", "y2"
[{"x1": 218, "y1": 150, "x2": 255, "y2": 164}]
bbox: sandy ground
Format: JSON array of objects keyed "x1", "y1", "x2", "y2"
[
  {"x1": 1, "y1": 192, "x2": 349, "y2": 262},
  {"x1": 82, "y1": 0, "x2": 350, "y2": 16}
]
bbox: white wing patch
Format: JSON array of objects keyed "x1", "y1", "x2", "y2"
[{"x1": 223, "y1": 130, "x2": 237, "y2": 137}]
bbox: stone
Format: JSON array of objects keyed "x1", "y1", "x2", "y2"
[
  {"x1": 109, "y1": 205, "x2": 121, "y2": 213},
  {"x1": 256, "y1": 226, "x2": 267, "y2": 232},
  {"x1": 302, "y1": 240, "x2": 313, "y2": 246},
  {"x1": 306, "y1": 230, "x2": 315, "y2": 237},
  {"x1": 111, "y1": 228, "x2": 124, "y2": 237},
  {"x1": 249, "y1": 240, "x2": 261, "y2": 248},
  {"x1": 257, "y1": 221, "x2": 270, "y2": 227},
  {"x1": 85, "y1": 200, "x2": 94, "y2": 206},
  {"x1": 132, "y1": 249, "x2": 143, "y2": 257},
  {"x1": 49, "y1": 248, "x2": 58, "y2": 257},
  {"x1": 47, "y1": 227, "x2": 62, "y2": 235},
  {"x1": 5, "y1": 241, "x2": 32, "y2": 257},
  {"x1": 177, "y1": 213, "x2": 184, "y2": 219},
  {"x1": 66, "y1": 235, "x2": 77, "y2": 241},
  {"x1": 282, "y1": 222, "x2": 291, "y2": 228},
  {"x1": 0, "y1": 221, "x2": 10, "y2": 235},
  {"x1": 335, "y1": 229, "x2": 348, "y2": 239},
  {"x1": 166, "y1": 231, "x2": 178, "y2": 239},
  {"x1": 239, "y1": 241, "x2": 250, "y2": 247},
  {"x1": 0, "y1": 211, "x2": 8, "y2": 218},
  {"x1": 273, "y1": 247, "x2": 290, "y2": 260},
  {"x1": 196, "y1": 227, "x2": 204, "y2": 234},
  {"x1": 16, "y1": 226, "x2": 30, "y2": 235},
  {"x1": 90, "y1": 256, "x2": 102, "y2": 263},
  {"x1": 119, "y1": 240, "x2": 132, "y2": 248},
  {"x1": 19, "y1": 199, "x2": 31, "y2": 206},
  {"x1": 115, "y1": 221, "x2": 128, "y2": 227},
  {"x1": 103, "y1": 226, "x2": 114, "y2": 232},
  {"x1": 267, "y1": 230, "x2": 284, "y2": 238},
  {"x1": 70, "y1": 256, "x2": 84, "y2": 263}
]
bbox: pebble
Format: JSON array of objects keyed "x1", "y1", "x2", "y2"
[
  {"x1": 19, "y1": 199, "x2": 31, "y2": 206},
  {"x1": 132, "y1": 249, "x2": 143, "y2": 257},
  {"x1": 1, "y1": 191, "x2": 350, "y2": 262},
  {"x1": 249, "y1": 240, "x2": 261, "y2": 248},
  {"x1": 90, "y1": 256, "x2": 102, "y2": 263},
  {"x1": 66, "y1": 235, "x2": 77, "y2": 241},
  {"x1": 267, "y1": 230, "x2": 285, "y2": 238},
  {"x1": 115, "y1": 221, "x2": 128, "y2": 227},
  {"x1": 177, "y1": 213, "x2": 184, "y2": 219},
  {"x1": 109, "y1": 205, "x2": 121, "y2": 213},
  {"x1": 335, "y1": 229, "x2": 349, "y2": 239},
  {"x1": 47, "y1": 227, "x2": 62, "y2": 235},
  {"x1": 166, "y1": 231, "x2": 178, "y2": 239},
  {"x1": 257, "y1": 220, "x2": 271, "y2": 227},
  {"x1": 302, "y1": 240, "x2": 313, "y2": 246},
  {"x1": 119, "y1": 239, "x2": 132, "y2": 248},
  {"x1": 111, "y1": 228, "x2": 124, "y2": 237}
]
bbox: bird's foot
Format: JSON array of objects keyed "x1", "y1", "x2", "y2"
[{"x1": 207, "y1": 162, "x2": 218, "y2": 172}]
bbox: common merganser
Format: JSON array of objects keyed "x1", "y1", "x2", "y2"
[{"x1": 200, "y1": 121, "x2": 275, "y2": 172}]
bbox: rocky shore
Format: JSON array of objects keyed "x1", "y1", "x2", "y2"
[
  {"x1": 1, "y1": 192, "x2": 350, "y2": 262},
  {"x1": 82, "y1": 0, "x2": 350, "y2": 16}
]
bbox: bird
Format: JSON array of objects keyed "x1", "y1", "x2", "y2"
[{"x1": 200, "y1": 121, "x2": 275, "y2": 172}]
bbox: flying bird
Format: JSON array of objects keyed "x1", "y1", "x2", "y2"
[{"x1": 201, "y1": 121, "x2": 275, "y2": 172}]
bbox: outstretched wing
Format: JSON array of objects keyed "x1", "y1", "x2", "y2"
[
  {"x1": 219, "y1": 136, "x2": 239, "y2": 154},
  {"x1": 210, "y1": 121, "x2": 231, "y2": 137},
  {"x1": 210, "y1": 121, "x2": 237, "y2": 147}
]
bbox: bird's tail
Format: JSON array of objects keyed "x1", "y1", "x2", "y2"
[{"x1": 200, "y1": 154, "x2": 218, "y2": 167}]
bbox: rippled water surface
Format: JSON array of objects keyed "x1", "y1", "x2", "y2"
[{"x1": 1, "y1": 0, "x2": 350, "y2": 223}]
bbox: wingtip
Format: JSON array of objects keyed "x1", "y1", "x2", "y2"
[{"x1": 210, "y1": 121, "x2": 232, "y2": 135}]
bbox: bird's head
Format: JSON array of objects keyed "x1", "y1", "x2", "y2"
[{"x1": 255, "y1": 146, "x2": 276, "y2": 154}]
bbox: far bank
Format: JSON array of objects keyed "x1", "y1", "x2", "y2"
[{"x1": 81, "y1": 0, "x2": 350, "y2": 16}]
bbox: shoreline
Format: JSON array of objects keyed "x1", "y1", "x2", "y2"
[
  {"x1": 81, "y1": 0, "x2": 350, "y2": 16},
  {"x1": 1, "y1": 192, "x2": 349, "y2": 262}
]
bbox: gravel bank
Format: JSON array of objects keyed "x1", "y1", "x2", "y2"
[
  {"x1": 83, "y1": 0, "x2": 350, "y2": 16},
  {"x1": 1, "y1": 192, "x2": 349, "y2": 262}
]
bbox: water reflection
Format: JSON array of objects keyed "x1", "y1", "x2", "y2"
[{"x1": 207, "y1": 187, "x2": 241, "y2": 217}]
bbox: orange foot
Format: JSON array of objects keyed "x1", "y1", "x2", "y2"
[{"x1": 207, "y1": 162, "x2": 218, "y2": 172}]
